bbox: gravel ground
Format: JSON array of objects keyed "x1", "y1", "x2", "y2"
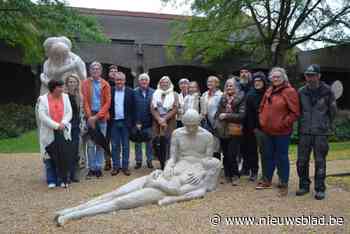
[{"x1": 0, "y1": 153, "x2": 349, "y2": 234}]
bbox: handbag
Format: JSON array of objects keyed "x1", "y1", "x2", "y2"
[{"x1": 227, "y1": 123, "x2": 242, "y2": 136}]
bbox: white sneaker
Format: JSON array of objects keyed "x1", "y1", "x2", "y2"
[
  {"x1": 48, "y1": 183, "x2": 56, "y2": 189},
  {"x1": 60, "y1": 182, "x2": 68, "y2": 188}
]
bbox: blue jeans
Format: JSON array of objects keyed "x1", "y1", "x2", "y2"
[
  {"x1": 135, "y1": 128, "x2": 153, "y2": 163},
  {"x1": 87, "y1": 121, "x2": 107, "y2": 171},
  {"x1": 264, "y1": 134, "x2": 290, "y2": 184},
  {"x1": 111, "y1": 120, "x2": 130, "y2": 169},
  {"x1": 44, "y1": 158, "x2": 61, "y2": 185}
]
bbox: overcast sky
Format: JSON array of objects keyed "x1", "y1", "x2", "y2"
[{"x1": 65, "y1": 0, "x2": 192, "y2": 15}]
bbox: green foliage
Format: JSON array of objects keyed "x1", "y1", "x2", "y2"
[
  {"x1": 0, "y1": 130, "x2": 39, "y2": 153},
  {"x1": 291, "y1": 119, "x2": 350, "y2": 144},
  {"x1": 162, "y1": 0, "x2": 350, "y2": 66},
  {"x1": 0, "y1": 103, "x2": 36, "y2": 139},
  {"x1": 0, "y1": 0, "x2": 109, "y2": 64}
]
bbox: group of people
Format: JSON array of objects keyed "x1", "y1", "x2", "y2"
[{"x1": 38, "y1": 61, "x2": 336, "y2": 201}]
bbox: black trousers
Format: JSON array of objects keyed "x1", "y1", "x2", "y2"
[
  {"x1": 297, "y1": 135, "x2": 329, "y2": 192},
  {"x1": 240, "y1": 132, "x2": 259, "y2": 174},
  {"x1": 220, "y1": 137, "x2": 240, "y2": 178}
]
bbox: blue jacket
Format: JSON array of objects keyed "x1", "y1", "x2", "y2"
[
  {"x1": 110, "y1": 86, "x2": 135, "y2": 129},
  {"x1": 134, "y1": 87, "x2": 155, "y2": 128}
]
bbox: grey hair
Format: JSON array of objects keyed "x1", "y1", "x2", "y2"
[
  {"x1": 269, "y1": 67, "x2": 289, "y2": 82},
  {"x1": 138, "y1": 73, "x2": 150, "y2": 81},
  {"x1": 89, "y1": 61, "x2": 102, "y2": 70},
  {"x1": 116, "y1": 71, "x2": 126, "y2": 80},
  {"x1": 178, "y1": 78, "x2": 189, "y2": 85},
  {"x1": 224, "y1": 78, "x2": 240, "y2": 93},
  {"x1": 207, "y1": 75, "x2": 220, "y2": 87}
]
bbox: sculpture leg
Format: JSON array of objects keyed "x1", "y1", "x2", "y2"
[
  {"x1": 56, "y1": 188, "x2": 165, "y2": 226},
  {"x1": 158, "y1": 188, "x2": 206, "y2": 206},
  {"x1": 56, "y1": 175, "x2": 149, "y2": 216}
]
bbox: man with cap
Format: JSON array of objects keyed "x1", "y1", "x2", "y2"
[
  {"x1": 244, "y1": 71, "x2": 269, "y2": 182},
  {"x1": 237, "y1": 65, "x2": 254, "y2": 176},
  {"x1": 296, "y1": 64, "x2": 337, "y2": 200}
]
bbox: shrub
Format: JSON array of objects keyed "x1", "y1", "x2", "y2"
[
  {"x1": 291, "y1": 118, "x2": 350, "y2": 143},
  {"x1": 0, "y1": 103, "x2": 36, "y2": 139}
]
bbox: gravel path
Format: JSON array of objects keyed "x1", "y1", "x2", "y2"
[{"x1": 0, "y1": 153, "x2": 349, "y2": 234}]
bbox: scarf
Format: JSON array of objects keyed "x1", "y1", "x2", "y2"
[{"x1": 152, "y1": 84, "x2": 175, "y2": 112}]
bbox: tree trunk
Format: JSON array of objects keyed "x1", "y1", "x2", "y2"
[{"x1": 271, "y1": 40, "x2": 288, "y2": 67}]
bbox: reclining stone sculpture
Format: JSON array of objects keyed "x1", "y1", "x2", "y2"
[{"x1": 55, "y1": 109, "x2": 221, "y2": 226}]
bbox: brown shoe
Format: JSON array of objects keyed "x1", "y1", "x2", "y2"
[
  {"x1": 278, "y1": 185, "x2": 288, "y2": 197},
  {"x1": 104, "y1": 160, "x2": 112, "y2": 171},
  {"x1": 111, "y1": 168, "x2": 120, "y2": 176},
  {"x1": 122, "y1": 168, "x2": 131, "y2": 176},
  {"x1": 256, "y1": 181, "x2": 272, "y2": 190}
]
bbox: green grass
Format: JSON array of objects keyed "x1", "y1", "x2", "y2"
[
  {"x1": 0, "y1": 130, "x2": 39, "y2": 153},
  {"x1": 289, "y1": 141, "x2": 350, "y2": 161},
  {"x1": 0, "y1": 130, "x2": 350, "y2": 162}
]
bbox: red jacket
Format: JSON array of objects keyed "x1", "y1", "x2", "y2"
[
  {"x1": 259, "y1": 82, "x2": 300, "y2": 135},
  {"x1": 82, "y1": 77, "x2": 111, "y2": 121}
]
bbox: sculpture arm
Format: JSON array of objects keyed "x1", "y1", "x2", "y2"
[
  {"x1": 158, "y1": 188, "x2": 206, "y2": 206},
  {"x1": 40, "y1": 61, "x2": 50, "y2": 86},
  {"x1": 55, "y1": 58, "x2": 78, "y2": 75},
  {"x1": 163, "y1": 132, "x2": 179, "y2": 176},
  {"x1": 73, "y1": 54, "x2": 87, "y2": 80}
]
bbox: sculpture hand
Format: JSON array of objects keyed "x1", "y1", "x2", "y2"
[
  {"x1": 151, "y1": 170, "x2": 162, "y2": 179},
  {"x1": 40, "y1": 73, "x2": 50, "y2": 85},
  {"x1": 185, "y1": 172, "x2": 201, "y2": 185},
  {"x1": 163, "y1": 166, "x2": 174, "y2": 178}
]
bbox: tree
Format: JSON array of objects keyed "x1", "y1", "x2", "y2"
[
  {"x1": 0, "y1": 0, "x2": 109, "y2": 64},
  {"x1": 162, "y1": 0, "x2": 350, "y2": 67}
]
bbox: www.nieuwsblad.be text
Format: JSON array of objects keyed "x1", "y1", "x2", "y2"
[{"x1": 209, "y1": 214, "x2": 345, "y2": 226}]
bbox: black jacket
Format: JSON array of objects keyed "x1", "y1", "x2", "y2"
[
  {"x1": 298, "y1": 82, "x2": 337, "y2": 135},
  {"x1": 134, "y1": 87, "x2": 155, "y2": 128},
  {"x1": 244, "y1": 88, "x2": 266, "y2": 131},
  {"x1": 109, "y1": 86, "x2": 135, "y2": 129}
]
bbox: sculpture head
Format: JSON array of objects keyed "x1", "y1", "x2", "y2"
[
  {"x1": 182, "y1": 109, "x2": 201, "y2": 135},
  {"x1": 43, "y1": 36, "x2": 72, "y2": 58},
  {"x1": 49, "y1": 41, "x2": 70, "y2": 62}
]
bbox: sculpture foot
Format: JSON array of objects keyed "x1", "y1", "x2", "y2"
[
  {"x1": 158, "y1": 197, "x2": 172, "y2": 206},
  {"x1": 55, "y1": 215, "x2": 67, "y2": 227}
]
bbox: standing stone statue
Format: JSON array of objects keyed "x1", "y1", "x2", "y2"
[
  {"x1": 36, "y1": 36, "x2": 87, "y2": 166},
  {"x1": 39, "y1": 36, "x2": 86, "y2": 95},
  {"x1": 55, "y1": 109, "x2": 221, "y2": 226}
]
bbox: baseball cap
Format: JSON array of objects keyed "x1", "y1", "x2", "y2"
[{"x1": 304, "y1": 64, "x2": 320, "y2": 75}]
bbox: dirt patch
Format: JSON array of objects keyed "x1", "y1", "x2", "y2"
[{"x1": 0, "y1": 153, "x2": 349, "y2": 233}]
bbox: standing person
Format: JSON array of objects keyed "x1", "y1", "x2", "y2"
[
  {"x1": 105, "y1": 65, "x2": 118, "y2": 171},
  {"x1": 237, "y1": 66, "x2": 253, "y2": 176},
  {"x1": 183, "y1": 81, "x2": 200, "y2": 114},
  {"x1": 215, "y1": 78, "x2": 245, "y2": 185},
  {"x1": 38, "y1": 79, "x2": 72, "y2": 188},
  {"x1": 257, "y1": 67, "x2": 300, "y2": 196},
  {"x1": 151, "y1": 76, "x2": 178, "y2": 169},
  {"x1": 177, "y1": 78, "x2": 189, "y2": 128},
  {"x1": 109, "y1": 72, "x2": 135, "y2": 176},
  {"x1": 82, "y1": 61, "x2": 111, "y2": 179},
  {"x1": 200, "y1": 75, "x2": 223, "y2": 160},
  {"x1": 134, "y1": 73, "x2": 155, "y2": 170},
  {"x1": 296, "y1": 64, "x2": 337, "y2": 200},
  {"x1": 64, "y1": 74, "x2": 82, "y2": 183},
  {"x1": 244, "y1": 71, "x2": 269, "y2": 182}
]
